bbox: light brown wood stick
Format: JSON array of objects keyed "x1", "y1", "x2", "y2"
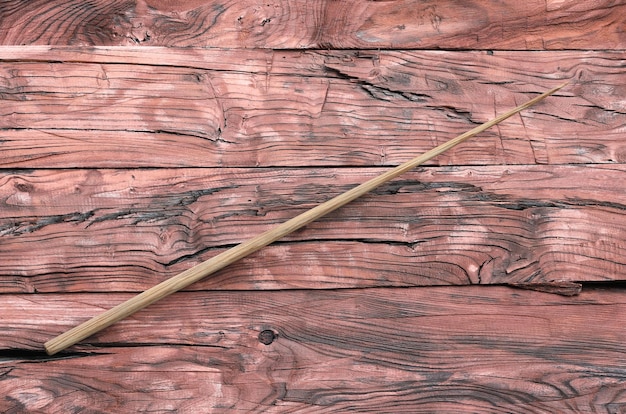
[{"x1": 44, "y1": 82, "x2": 567, "y2": 355}]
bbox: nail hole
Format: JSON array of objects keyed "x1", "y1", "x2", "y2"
[{"x1": 258, "y1": 329, "x2": 276, "y2": 345}]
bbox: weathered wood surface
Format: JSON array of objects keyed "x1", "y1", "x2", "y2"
[
  {"x1": 1, "y1": 165, "x2": 625, "y2": 293},
  {"x1": 1, "y1": 0, "x2": 625, "y2": 410},
  {"x1": 0, "y1": 47, "x2": 624, "y2": 168},
  {"x1": 0, "y1": 0, "x2": 624, "y2": 50},
  {"x1": 2, "y1": 286, "x2": 626, "y2": 412}
]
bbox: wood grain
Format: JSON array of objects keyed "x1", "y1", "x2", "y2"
[
  {"x1": 2, "y1": 286, "x2": 626, "y2": 412},
  {"x1": 1, "y1": 165, "x2": 624, "y2": 293},
  {"x1": 0, "y1": 1, "x2": 624, "y2": 407},
  {"x1": 0, "y1": 47, "x2": 624, "y2": 168},
  {"x1": 0, "y1": 0, "x2": 624, "y2": 49}
]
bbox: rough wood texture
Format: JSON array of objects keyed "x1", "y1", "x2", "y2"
[
  {"x1": 0, "y1": 47, "x2": 624, "y2": 168},
  {"x1": 2, "y1": 286, "x2": 626, "y2": 412},
  {"x1": 1, "y1": 165, "x2": 625, "y2": 293},
  {"x1": 1, "y1": 0, "x2": 625, "y2": 410},
  {"x1": 0, "y1": 0, "x2": 624, "y2": 49}
]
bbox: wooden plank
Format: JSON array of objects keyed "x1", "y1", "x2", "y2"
[
  {"x1": 0, "y1": 0, "x2": 624, "y2": 50},
  {"x1": 0, "y1": 47, "x2": 624, "y2": 168},
  {"x1": 2, "y1": 286, "x2": 626, "y2": 412},
  {"x1": 1, "y1": 165, "x2": 624, "y2": 293}
]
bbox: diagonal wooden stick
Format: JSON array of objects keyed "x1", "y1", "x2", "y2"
[{"x1": 44, "y1": 82, "x2": 567, "y2": 355}]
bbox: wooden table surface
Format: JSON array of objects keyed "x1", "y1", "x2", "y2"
[{"x1": 1, "y1": 1, "x2": 625, "y2": 412}]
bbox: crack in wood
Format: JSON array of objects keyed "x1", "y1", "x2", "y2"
[
  {"x1": 0, "y1": 211, "x2": 95, "y2": 236},
  {"x1": 323, "y1": 63, "x2": 434, "y2": 104},
  {"x1": 373, "y1": 179, "x2": 483, "y2": 195},
  {"x1": 476, "y1": 195, "x2": 626, "y2": 212},
  {"x1": 0, "y1": 349, "x2": 103, "y2": 363}
]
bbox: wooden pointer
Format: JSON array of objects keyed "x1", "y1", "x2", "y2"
[{"x1": 44, "y1": 82, "x2": 567, "y2": 355}]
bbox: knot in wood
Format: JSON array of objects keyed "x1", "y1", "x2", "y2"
[{"x1": 258, "y1": 329, "x2": 277, "y2": 345}]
